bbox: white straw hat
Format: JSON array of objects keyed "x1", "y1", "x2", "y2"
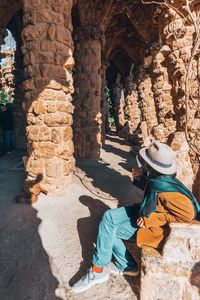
[{"x1": 139, "y1": 141, "x2": 177, "y2": 175}]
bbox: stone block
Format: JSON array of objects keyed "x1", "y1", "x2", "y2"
[
  {"x1": 27, "y1": 126, "x2": 39, "y2": 141},
  {"x1": 169, "y1": 132, "x2": 194, "y2": 189},
  {"x1": 54, "y1": 90, "x2": 67, "y2": 101},
  {"x1": 56, "y1": 101, "x2": 74, "y2": 113},
  {"x1": 141, "y1": 222, "x2": 200, "y2": 300},
  {"x1": 31, "y1": 101, "x2": 46, "y2": 115},
  {"x1": 45, "y1": 158, "x2": 63, "y2": 178},
  {"x1": 23, "y1": 24, "x2": 47, "y2": 41},
  {"x1": 63, "y1": 157, "x2": 75, "y2": 176},
  {"x1": 40, "y1": 40, "x2": 51, "y2": 51},
  {"x1": 47, "y1": 23, "x2": 56, "y2": 40},
  {"x1": 32, "y1": 142, "x2": 56, "y2": 158},
  {"x1": 63, "y1": 126, "x2": 73, "y2": 141},
  {"x1": 38, "y1": 127, "x2": 51, "y2": 142},
  {"x1": 39, "y1": 89, "x2": 56, "y2": 101},
  {"x1": 57, "y1": 141, "x2": 74, "y2": 159},
  {"x1": 51, "y1": 128, "x2": 62, "y2": 144},
  {"x1": 45, "y1": 102, "x2": 57, "y2": 113},
  {"x1": 44, "y1": 112, "x2": 73, "y2": 127},
  {"x1": 26, "y1": 158, "x2": 44, "y2": 175}
]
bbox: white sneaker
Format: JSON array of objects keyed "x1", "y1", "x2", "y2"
[
  {"x1": 72, "y1": 268, "x2": 109, "y2": 294},
  {"x1": 106, "y1": 262, "x2": 139, "y2": 277}
]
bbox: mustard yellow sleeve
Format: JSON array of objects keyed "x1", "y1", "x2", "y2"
[
  {"x1": 143, "y1": 212, "x2": 177, "y2": 228},
  {"x1": 157, "y1": 192, "x2": 195, "y2": 223},
  {"x1": 143, "y1": 192, "x2": 195, "y2": 228}
]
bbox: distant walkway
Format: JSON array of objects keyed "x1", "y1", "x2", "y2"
[{"x1": 0, "y1": 135, "x2": 143, "y2": 300}]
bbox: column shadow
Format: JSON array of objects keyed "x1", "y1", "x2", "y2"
[
  {"x1": 69, "y1": 195, "x2": 141, "y2": 298},
  {"x1": 69, "y1": 195, "x2": 110, "y2": 286},
  {"x1": 0, "y1": 155, "x2": 60, "y2": 300},
  {"x1": 76, "y1": 159, "x2": 142, "y2": 207}
]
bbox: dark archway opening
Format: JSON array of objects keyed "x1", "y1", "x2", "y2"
[{"x1": 0, "y1": 9, "x2": 27, "y2": 156}]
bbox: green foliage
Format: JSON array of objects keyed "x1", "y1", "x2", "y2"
[
  {"x1": 105, "y1": 86, "x2": 115, "y2": 125},
  {"x1": 0, "y1": 90, "x2": 11, "y2": 106}
]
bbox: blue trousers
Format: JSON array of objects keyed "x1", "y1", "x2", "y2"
[
  {"x1": 2, "y1": 130, "x2": 15, "y2": 153},
  {"x1": 92, "y1": 206, "x2": 139, "y2": 271}
]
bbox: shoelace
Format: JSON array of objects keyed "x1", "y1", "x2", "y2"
[{"x1": 82, "y1": 269, "x2": 95, "y2": 284}]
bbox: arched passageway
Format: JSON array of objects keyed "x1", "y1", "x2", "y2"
[{"x1": 0, "y1": 0, "x2": 199, "y2": 199}]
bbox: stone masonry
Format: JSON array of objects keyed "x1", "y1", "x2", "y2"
[
  {"x1": 21, "y1": 0, "x2": 75, "y2": 194},
  {"x1": 141, "y1": 222, "x2": 200, "y2": 300},
  {"x1": 73, "y1": 26, "x2": 102, "y2": 160}
]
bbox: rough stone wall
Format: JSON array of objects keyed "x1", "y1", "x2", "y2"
[
  {"x1": 22, "y1": 0, "x2": 75, "y2": 194},
  {"x1": 73, "y1": 26, "x2": 102, "y2": 160},
  {"x1": 118, "y1": 75, "x2": 141, "y2": 142},
  {"x1": 151, "y1": 47, "x2": 176, "y2": 142},
  {"x1": 141, "y1": 222, "x2": 200, "y2": 300},
  {"x1": 155, "y1": 6, "x2": 199, "y2": 195}
]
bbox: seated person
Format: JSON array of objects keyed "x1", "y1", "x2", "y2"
[{"x1": 72, "y1": 141, "x2": 200, "y2": 294}]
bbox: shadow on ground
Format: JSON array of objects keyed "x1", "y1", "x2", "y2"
[
  {"x1": 0, "y1": 154, "x2": 59, "y2": 300},
  {"x1": 69, "y1": 195, "x2": 110, "y2": 287},
  {"x1": 69, "y1": 195, "x2": 141, "y2": 297}
]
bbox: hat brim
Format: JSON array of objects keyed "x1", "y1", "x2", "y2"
[{"x1": 139, "y1": 147, "x2": 177, "y2": 175}]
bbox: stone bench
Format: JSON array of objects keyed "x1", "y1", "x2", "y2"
[{"x1": 140, "y1": 222, "x2": 200, "y2": 300}]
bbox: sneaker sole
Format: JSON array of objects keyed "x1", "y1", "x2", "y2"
[
  {"x1": 72, "y1": 273, "x2": 109, "y2": 294},
  {"x1": 107, "y1": 267, "x2": 139, "y2": 277}
]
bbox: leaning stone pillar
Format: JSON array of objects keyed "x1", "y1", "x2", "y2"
[
  {"x1": 22, "y1": 0, "x2": 75, "y2": 194},
  {"x1": 73, "y1": 26, "x2": 103, "y2": 160}
]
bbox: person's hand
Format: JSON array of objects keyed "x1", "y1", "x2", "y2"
[
  {"x1": 132, "y1": 166, "x2": 143, "y2": 181},
  {"x1": 137, "y1": 217, "x2": 146, "y2": 228}
]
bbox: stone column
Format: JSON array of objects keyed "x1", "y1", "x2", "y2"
[
  {"x1": 111, "y1": 74, "x2": 125, "y2": 133},
  {"x1": 73, "y1": 26, "x2": 102, "y2": 160},
  {"x1": 125, "y1": 75, "x2": 141, "y2": 134},
  {"x1": 100, "y1": 59, "x2": 109, "y2": 146},
  {"x1": 137, "y1": 66, "x2": 158, "y2": 146},
  {"x1": 151, "y1": 47, "x2": 176, "y2": 142},
  {"x1": 22, "y1": 0, "x2": 75, "y2": 194},
  {"x1": 157, "y1": 7, "x2": 200, "y2": 201}
]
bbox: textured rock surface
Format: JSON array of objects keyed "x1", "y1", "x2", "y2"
[
  {"x1": 140, "y1": 222, "x2": 200, "y2": 300},
  {"x1": 0, "y1": 0, "x2": 200, "y2": 197},
  {"x1": 21, "y1": 0, "x2": 75, "y2": 193}
]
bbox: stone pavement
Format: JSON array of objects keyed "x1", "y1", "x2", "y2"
[{"x1": 0, "y1": 135, "x2": 143, "y2": 300}]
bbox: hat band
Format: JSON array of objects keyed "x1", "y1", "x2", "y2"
[{"x1": 146, "y1": 149, "x2": 172, "y2": 169}]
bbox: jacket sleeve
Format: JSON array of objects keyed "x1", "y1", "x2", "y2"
[
  {"x1": 143, "y1": 192, "x2": 195, "y2": 228},
  {"x1": 143, "y1": 212, "x2": 177, "y2": 228}
]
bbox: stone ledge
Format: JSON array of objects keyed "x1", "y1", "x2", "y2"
[{"x1": 140, "y1": 222, "x2": 200, "y2": 300}]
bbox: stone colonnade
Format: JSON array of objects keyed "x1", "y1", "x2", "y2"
[
  {"x1": 0, "y1": 0, "x2": 199, "y2": 198},
  {"x1": 22, "y1": 0, "x2": 75, "y2": 194},
  {"x1": 114, "y1": 7, "x2": 199, "y2": 193},
  {"x1": 73, "y1": 26, "x2": 102, "y2": 160}
]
